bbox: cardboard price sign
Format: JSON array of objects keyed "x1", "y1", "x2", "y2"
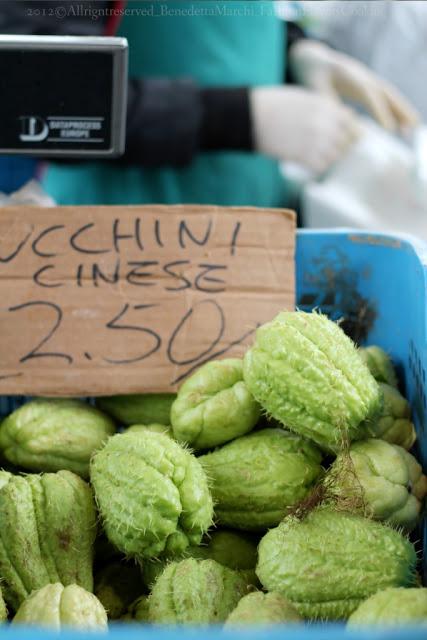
[{"x1": 0, "y1": 205, "x2": 295, "y2": 395}]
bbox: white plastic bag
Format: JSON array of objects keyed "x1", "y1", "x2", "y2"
[
  {"x1": 302, "y1": 120, "x2": 427, "y2": 240},
  {"x1": 0, "y1": 179, "x2": 56, "y2": 207}
]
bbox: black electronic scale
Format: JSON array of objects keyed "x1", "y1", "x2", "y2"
[{"x1": 0, "y1": 35, "x2": 128, "y2": 158}]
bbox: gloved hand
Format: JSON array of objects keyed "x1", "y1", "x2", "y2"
[
  {"x1": 250, "y1": 86, "x2": 360, "y2": 174},
  {"x1": 289, "y1": 39, "x2": 420, "y2": 131}
]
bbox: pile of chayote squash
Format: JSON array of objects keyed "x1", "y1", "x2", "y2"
[{"x1": 0, "y1": 311, "x2": 425, "y2": 629}]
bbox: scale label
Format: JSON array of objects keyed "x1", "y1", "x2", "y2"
[{"x1": 19, "y1": 116, "x2": 105, "y2": 143}]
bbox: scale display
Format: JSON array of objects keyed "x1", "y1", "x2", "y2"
[{"x1": 0, "y1": 36, "x2": 127, "y2": 158}]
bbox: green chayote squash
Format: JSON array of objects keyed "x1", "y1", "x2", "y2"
[
  {"x1": 0, "y1": 470, "x2": 12, "y2": 490},
  {"x1": 199, "y1": 429, "x2": 322, "y2": 530},
  {"x1": 225, "y1": 592, "x2": 302, "y2": 626},
  {"x1": 143, "y1": 529, "x2": 259, "y2": 589},
  {"x1": 121, "y1": 595, "x2": 149, "y2": 622},
  {"x1": 96, "y1": 394, "x2": 175, "y2": 426},
  {"x1": 171, "y1": 358, "x2": 260, "y2": 450},
  {"x1": 256, "y1": 507, "x2": 417, "y2": 621},
  {"x1": 0, "y1": 471, "x2": 96, "y2": 611},
  {"x1": 148, "y1": 558, "x2": 249, "y2": 624},
  {"x1": 332, "y1": 438, "x2": 427, "y2": 530},
  {"x1": 359, "y1": 346, "x2": 398, "y2": 387},
  {"x1": 366, "y1": 383, "x2": 416, "y2": 450},
  {"x1": 90, "y1": 431, "x2": 213, "y2": 560},
  {"x1": 243, "y1": 311, "x2": 381, "y2": 452},
  {"x1": 13, "y1": 583, "x2": 107, "y2": 630},
  {"x1": 347, "y1": 587, "x2": 427, "y2": 627},
  {"x1": 0, "y1": 399, "x2": 115, "y2": 478}
]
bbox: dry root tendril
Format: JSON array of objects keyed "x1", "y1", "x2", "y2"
[{"x1": 289, "y1": 433, "x2": 369, "y2": 521}]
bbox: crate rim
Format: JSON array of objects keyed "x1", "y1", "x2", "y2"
[
  {"x1": 1, "y1": 621, "x2": 426, "y2": 638},
  {"x1": 297, "y1": 228, "x2": 427, "y2": 266}
]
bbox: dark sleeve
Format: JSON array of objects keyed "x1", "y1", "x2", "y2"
[
  {"x1": 124, "y1": 80, "x2": 252, "y2": 167},
  {"x1": 285, "y1": 21, "x2": 306, "y2": 84},
  {"x1": 0, "y1": 1, "x2": 253, "y2": 165}
]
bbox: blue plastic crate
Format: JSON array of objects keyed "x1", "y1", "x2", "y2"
[
  {"x1": 0, "y1": 229, "x2": 426, "y2": 639},
  {"x1": 296, "y1": 230, "x2": 427, "y2": 592}
]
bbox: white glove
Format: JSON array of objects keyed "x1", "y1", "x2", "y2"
[
  {"x1": 289, "y1": 39, "x2": 420, "y2": 132},
  {"x1": 250, "y1": 86, "x2": 360, "y2": 174}
]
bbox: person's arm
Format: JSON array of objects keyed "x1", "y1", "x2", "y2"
[
  {"x1": 0, "y1": 0, "x2": 253, "y2": 166},
  {"x1": 0, "y1": 2, "x2": 369, "y2": 175},
  {"x1": 125, "y1": 80, "x2": 252, "y2": 166}
]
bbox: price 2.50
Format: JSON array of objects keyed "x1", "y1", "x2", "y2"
[{"x1": 8, "y1": 298, "x2": 255, "y2": 385}]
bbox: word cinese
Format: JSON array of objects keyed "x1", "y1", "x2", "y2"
[{"x1": 1, "y1": 217, "x2": 240, "y2": 291}]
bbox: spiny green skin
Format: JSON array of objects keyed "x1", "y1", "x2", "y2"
[
  {"x1": 332, "y1": 438, "x2": 427, "y2": 530},
  {"x1": 90, "y1": 431, "x2": 213, "y2": 560},
  {"x1": 96, "y1": 393, "x2": 175, "y2": 426},
  {"x1": 0, "y1": 470, "x2": 96, "y2": 611},
  {"x1": 13, "y1": 583, "x2": 107, "y2": 630},
  {"x1": 256, "y1": 507, "x2": 417, "y2": 621},
  {"x1": 126, "y1": 423, "x2": 172, "y2": 437},
  {"x1": 199, "y1": 429, "x2": 322, "y2": 530},
  {"x1": 143, "y1": 529, "x2": 259, "y2": 589},
  {"x1": 366, "y1": 383, "x2": 417, "y2": 450},
  {"x1": 0, "y1": 470, "x2": 12, "y2": 490},
  {"x1": 122, "y1": 595, "x2": 150, "y2": 622},
  {"x1": 0, "y1": 399, "x2": 115, "y2": 479},
  {"x1": 94, "y1": 561, "x2": 144, "y2": 619},
  {"x1": 225, "y1": 591, "x2": 302, "y2": 626},
  {"x1": 243, "y1": 311, "x2": 381, "y2": 453},
  {"x1": 171, "y1": 358, "x2": 260, "y2": 450},
  {"x1": 359, "y1": 346, "x2": 398, "y2": 388},
  {"x1": 148, "y1": 558, "x2": 249, "y2": 625},
  {"x1": 348, "y1": 588, "x2": 427, "y2": 627}
]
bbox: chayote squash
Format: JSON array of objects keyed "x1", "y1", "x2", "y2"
[
  {"x1": 200, "y1": 429, "x2": 322, "y2": 530},
  {"x1": 331, "y1": 438, "x2": 427, "y2": 530},
  {"x1": 96, "y1": 393, "x2": 175, "y2": 426},
  {"x1": 0, "y1": 399, "x2": 115, "y2": 478},
  {"x1": 347, "y1": 587, "x2": 427, "y2": 627},
  {"x1": 243, "y1": 311, "x2": 382, "y2": 452},
  {"x1": 148, "y1": 558, "x2": 249, "y2": 624},
  {"x1": 91, "y1": 431, "x2": 213, "y2": 560},
  {"x1": 171, "y1": 358, "x2": 260, "y2": 450},
  {"x1": 0, "y1": 471, "x2": 96, "y2": 610},
  {"x1": 359, "y1": 346, "x2": 398, "y2": 387},
  {"x1": 143, "y1": 528, "x2": 259, "y2": 589},
  {"x1": 256, "y1": 507, "x2": 417, "y2": 620},
  {"x1": 13, "y1": 583, "x2": 107, "y2": 630},
  {"x1": 225, "y1": 591, "x2": 302, "y2": 626}
]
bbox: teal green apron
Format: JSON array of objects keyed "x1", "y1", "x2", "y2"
[{"x1": 43, "y1": 1, "x2": 287, "y2": 207}]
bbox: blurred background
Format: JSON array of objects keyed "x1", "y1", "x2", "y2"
[
  {"x1": 283, "y1": 0, "x2": 427, "y2": 239},
  {"x1": 0, "y1": 0, "x2": 425, "y2": 240}
]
